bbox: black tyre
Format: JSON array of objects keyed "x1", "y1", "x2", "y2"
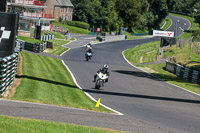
[
  {"x1": 95, "y1": 81, "x2": 100, "y2": 89},
  {"x1": 86, "y1": 56, "x2": 89, "y2": 61}
]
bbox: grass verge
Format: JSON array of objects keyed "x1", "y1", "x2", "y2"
[
  {"x1": 53, "y1": 22, "x2": 90, "y2": 35},
  {"x1": 127, "y1": 36, "x2": 147, "y2": 40},
  {"x1": 161, "y1": 17, "x2": 172, "y2": 31},
  {"x1": 18, "y1": 36, "x2": 44, "y2": 44},
  {"x1": 124, "y1": 41, "x2": 159, "y2": 63},
  {"x1": 163, "y1": 43, "x2": 200, "y2": 70},
  {"x1": 42, "y1": 31, "x2": 66, "y2": 39},
  {"x1": 9, "y1": 52, "x2": 112, "y2": 113},
  {"x1": 0, "y1": 116, "x2": 128, "y2": 133},
  {"x1": 136, "y1": 63, "x2": 200, "y2": 94},
  {"x1": 46, "y1": 39, "x2": 69, "y2": 55},
  {"x1": 124, "y1": 42, "x2": 200, "y2": 94}
]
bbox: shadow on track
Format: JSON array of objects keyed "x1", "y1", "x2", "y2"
[
  {"x1": 16, "y1": 75, "x2": 78, "y2": 88},
  {"x1": 83, "y1": 89, "x2": 200, "y2": 104},
  {"x1": 113, "y1": 70, "x2": 161, "y2": 81}
]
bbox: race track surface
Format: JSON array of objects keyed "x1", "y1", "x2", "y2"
[{"x1": 1, "y1": 15, "x2": 199, "y2": 133}]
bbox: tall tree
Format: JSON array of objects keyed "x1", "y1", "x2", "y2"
[
  {"x1": 71, "y1": 0, "x2": 91, "y2": 22},
  {"x1": 99, "y1": 0, "x2": 120, "y2": 32},
  {"x1": 193, "y1": 1, "x2": 200, "y2": 26},
  {"x1": 116, "y1": 0, "x2": 142, "y2": 32},
  {"x1": 147, "y1": 0, "x2": 168, "y2": 29}
]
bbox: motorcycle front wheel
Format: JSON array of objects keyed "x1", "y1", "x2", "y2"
[{"x1": 95, "y1": 81, "x2": 100, "y2": 89}]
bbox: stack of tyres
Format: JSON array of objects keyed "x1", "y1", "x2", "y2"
[
  {"x1": 34, "y1": 25, "x2": 41, "y2": 40},
  {"x1": 34, "y1": 43, "x2": 40, "y2": 53},
  {"x1": 0, "y1": 12, "x2": 18, "y2": 58}
]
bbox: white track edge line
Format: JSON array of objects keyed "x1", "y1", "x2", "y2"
[
  {"x1": 122, "y1": 50, "x2": 200, "y2": 97},
  {"x1": 60, "y1": 38, "x2": 77, "y2": 56},
  {"x1": 61, "y1": 59, "x2": 123, "y2": 115},
  {"x1": 165, "y1": 17, "x2": 172, "y2": 31}
]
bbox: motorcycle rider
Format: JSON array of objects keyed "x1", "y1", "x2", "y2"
[
  {"x1": 85, "y1": 43, "x2": 93, "y2": 57},
  {"x1": 93, "y1": 64, "x2": 110, "y2": 82},
  {"x1": 86, "y1": 43, "x2": 92, "y2": 51}
]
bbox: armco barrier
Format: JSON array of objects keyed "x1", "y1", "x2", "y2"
[{"x1": 166, "y1": 61, "x2": 200, "y2": 84}]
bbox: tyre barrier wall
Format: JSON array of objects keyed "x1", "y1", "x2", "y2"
[
  {"x1": 0, "y1": 41, "x2": 20, "y2": 94},
  {"x1": 18, "y1": 40, "x2": 46, "y2": 53},
  {"x1": 40, "y1": 34, "x2": 54, "y2": 41},
  {"x1": 166, "y1": 61, "x2": 200, "y2": 84}
]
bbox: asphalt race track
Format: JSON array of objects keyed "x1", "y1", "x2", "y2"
[
  {"x1": 61, "y1": 15, "x2": 200, "y2": 132},
  {"x1": 1, "y1": 15, "x2": 200, "y2": 133},
  {"x1": 61, "y1": 41, "x2": 200, "y2": 133}
]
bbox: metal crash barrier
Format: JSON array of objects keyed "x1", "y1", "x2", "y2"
[{"x1": 166, "y1": 61, "x2": 200, "y2": 84}]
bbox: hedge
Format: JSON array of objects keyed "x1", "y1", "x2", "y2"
[{"x1": 62, "y1": 21, "x2": 90, "y2": 29}]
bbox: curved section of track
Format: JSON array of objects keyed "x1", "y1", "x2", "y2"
[{"x1": 61, "y1": 16, "x2": 200, "y2": 133}]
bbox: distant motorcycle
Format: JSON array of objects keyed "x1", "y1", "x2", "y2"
[
  {"x1": 95, "y1": 72, "x2": 108, "y2": 89},
  {"x1": 85, "y1": 51, "x2": 92, "y2": 61}
]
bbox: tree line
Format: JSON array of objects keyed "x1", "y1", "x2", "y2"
[{"x1": 71, "y1": 0, "x2": 200, "y2": 33}]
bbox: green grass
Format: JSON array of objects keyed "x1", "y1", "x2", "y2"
[
  {"x1": 124, "y1": 41, "x2": 200, "y2": 94},
  {"x1": 124, "y1": 41, "x2": 159, "y2": 63},
  {"x1": 69, "y1": 37, "x2": 75, "y2": 41},
  {"x1": 10, "y1": 52, "x2": 112, "y2": 113},
  {"x1": 18, "y1": 34, "x2": 69, "y2": 55},
  {"x1": 161, "y1": 17, "x2": 172, "y2": 31},
  {"x1": 53, "y1": 22, "x2": 90, "y2": 35},
  {"x1": 163, "y1": 43, "x2": 200, "y2": 70},
  {"x1": 46, "y1": 39, "x2": 69, "y2": 55},
  {"x1": 169, "y1": 13, "x2": 199, "y2": 39},
  {"x1": 0, "y1": 116, "x2": 128, "y2": 133},
  {"x1": 18, "y1": 36, "x2": 44, "y2": 44},
  {"x1": 127, "y1": 36, "x2": 145, "y2": 40}
]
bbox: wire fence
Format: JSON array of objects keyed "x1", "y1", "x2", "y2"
[
  {"x1": 178, "y1": 37, "x2": 200, "y2": 57},
  {"x1": 193, "y1": 41, "x2": 200, "y2": 57}
]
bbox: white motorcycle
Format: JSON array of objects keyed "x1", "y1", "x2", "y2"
[{"x1": 95, "y1": 72, "x2": 108, "y2": 89}]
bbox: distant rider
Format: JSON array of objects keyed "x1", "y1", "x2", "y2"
[
  {"x1": 93, "y1": 64, "x2": 110, "y2": 82},
  {"x1": 85, "y1": 43, "x2": 93, "y2": 56},
  {"x1": 86, "y1": 43, "x2": 92, "y2": 51}
]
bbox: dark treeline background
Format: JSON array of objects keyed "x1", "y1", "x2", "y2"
[{"x1": 71, "y1": 0, "x2": 200, "y2": 32}]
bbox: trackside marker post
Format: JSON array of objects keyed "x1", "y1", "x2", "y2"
[{"x1": 96, "y1": 98, "x2": 101, "y2": 107}]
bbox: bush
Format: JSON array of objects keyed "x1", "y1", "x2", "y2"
[
  {"x1": 62, "y1": 21, "x2": 90, "y2": 29},
  {"x1": 52, "y1": 22, "x2": 90, "y2": 34},
  {"x1": 59, "y1": 17, "x2": 63, "y2": 23}
]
